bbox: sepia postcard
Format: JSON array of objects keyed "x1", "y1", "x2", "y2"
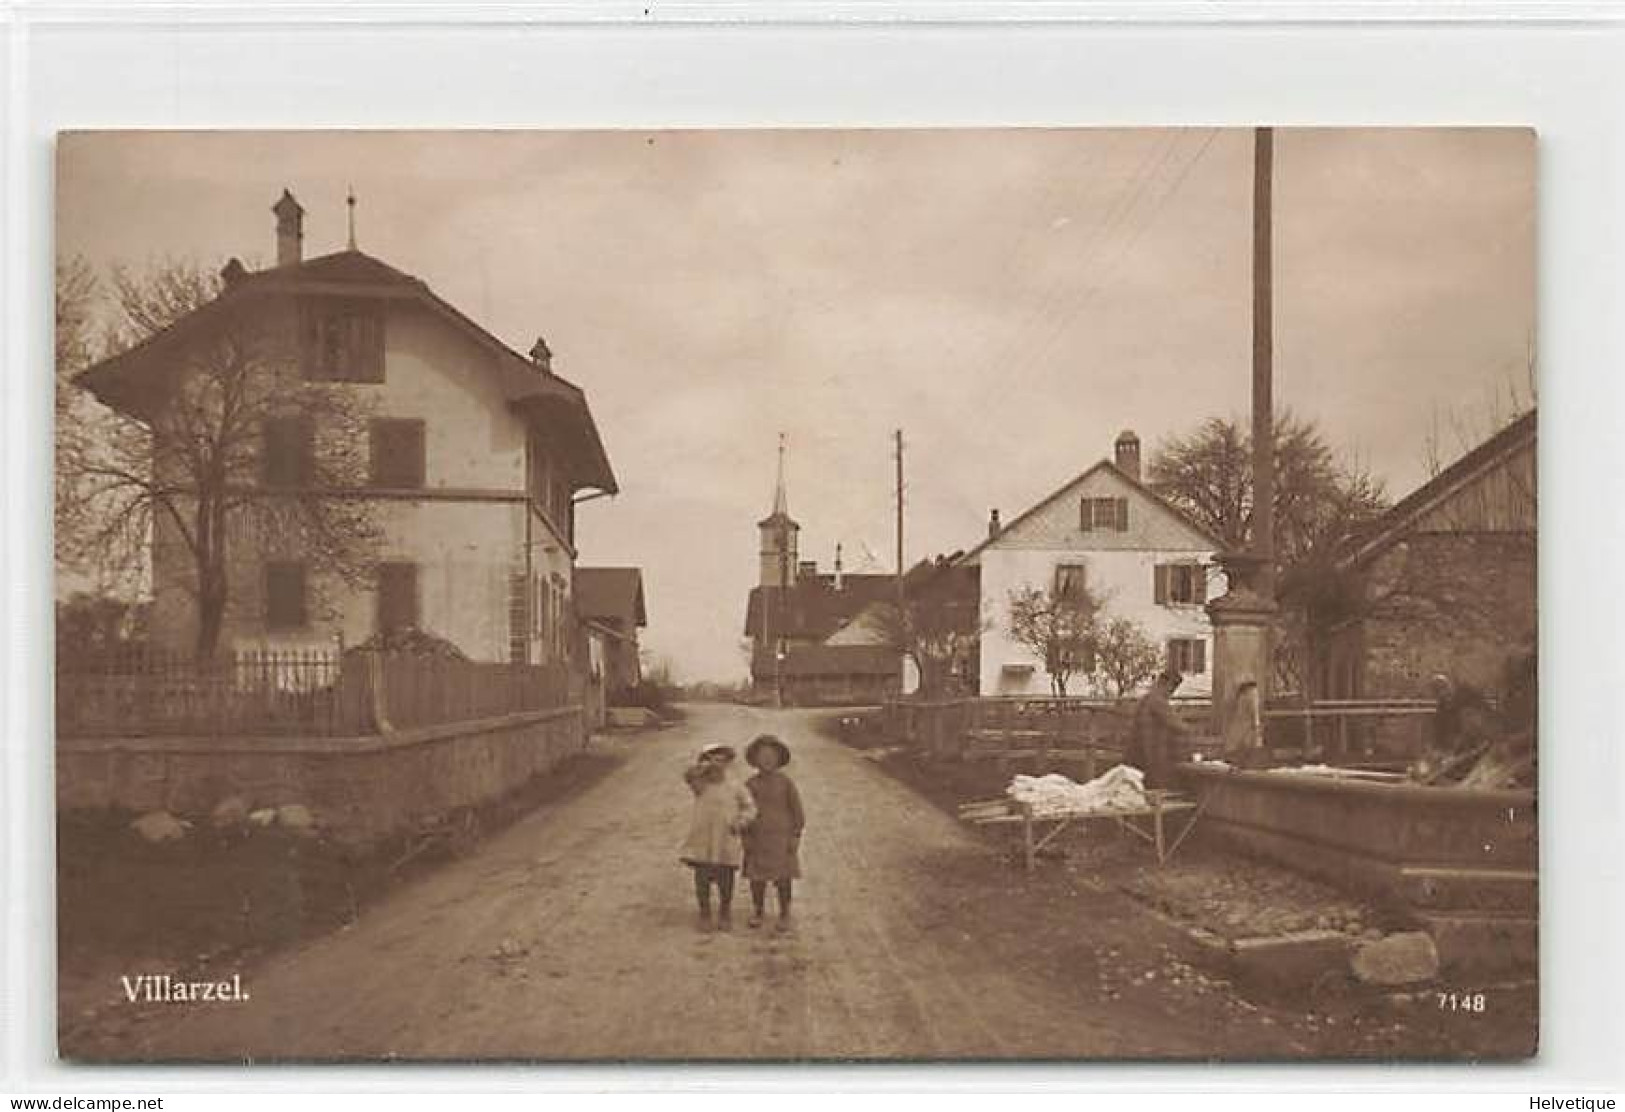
[{"x1": 54, "y1": 128, "x2": 1537, "y2": 1062}]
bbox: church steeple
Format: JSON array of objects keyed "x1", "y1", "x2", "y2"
[{"x1": 758, "y1": 433, "x2": 800, "y2": 587}]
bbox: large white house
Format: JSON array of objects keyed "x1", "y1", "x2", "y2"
[
  {"x1": 959, "y1": 431, "x2": 1224, "y2": 697},
  {"x1": 76, "y1": 190, "x2": 618, "y2": 665}
]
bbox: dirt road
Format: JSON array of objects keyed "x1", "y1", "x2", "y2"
[{"x1": 109, "y1": 704, "x2": 1330, "y2": 1061}]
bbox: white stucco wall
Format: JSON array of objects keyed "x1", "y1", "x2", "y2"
[
  {"x1": 973, "y1": 463, "x2": 1222, "y2": 698},
  {"x1": 151, "y1": 300, "x2": 580, "y2": 664}
]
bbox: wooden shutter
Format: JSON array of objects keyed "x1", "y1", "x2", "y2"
[
  {"x1": 1116, "y1": 497, "x2": 1130, "y2": 531},
  {"x1": 376, "y1": 563, "x2": 419, "y2": 634},
  {"x1": 1193, "y1": 639, "x2": 1207, "y2": 674},
  {"x1": 262, "y1": 416, "x2": 313, "y2": 487},
  {"x1": 1079, "y1": 497, "x2": 1093, "y2": 532},
  {"x1": 508, "y1": 571, "x2": 530, "y2": 664},
  {"x1": 265, "y1": 562, "x2": 307, "y2": 630},
  {"x1": 1192, "y1": 564, "x2": 1207, "y2": 604},
  {"x1": 1154, "y1": 564, "x2": 1170, "y2": 604},
  {"x1": 370, "y1": 419, "x2": 426, "y2": 488},
  {"x1": 354, "y1": 310, "x2": 385, "y2": 382}
]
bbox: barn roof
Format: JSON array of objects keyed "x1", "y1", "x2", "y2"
[
  {"x1": 742, "y1": 573, "x2": 896, "y2": 641},
  {"x1": 1340, "y1": 409, "x2": 1536, "y2": 568}
]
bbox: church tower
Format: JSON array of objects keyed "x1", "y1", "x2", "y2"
[{"x1": 758, "y1": 434, "x2": 800, "y2": 588}]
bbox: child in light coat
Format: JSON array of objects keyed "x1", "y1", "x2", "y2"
[{"x1": 679, "y1": 744, "x2": 757, "y2": 930}]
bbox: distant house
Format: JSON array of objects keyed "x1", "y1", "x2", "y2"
[
  {"x1": 1324, "y1": 410, "x2": 1536, "y2": 700},
  {"x1": 824, "y1": 554, "x2": 981, "y2": 697},
  {"x1": 957, "y1": 431, "x2": 1225, "y2": 697},
  {"x1": 75, "y1": 190, "x2": 618, "y2": 668},
  {"x1": 742, "y1": 464, "x2": 902, "y2": 705},
  {"x1": 575, "y1": 567, "x2": 647, "y2": 701}
]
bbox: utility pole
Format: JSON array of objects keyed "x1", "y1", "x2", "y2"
[
  {"x1": 1252, "y1": 125, "x2": 1276, "y2": 601},
  {"x1": 775, "y1": 432, "x2": 787, "y2": 710},
  {"x1": 894, "y1": 429, "x2": 905, "y2": 602}
]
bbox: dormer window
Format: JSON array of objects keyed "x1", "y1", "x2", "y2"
[{"x1": 301, "y1": 298, "x2": 384, "y2": 382}]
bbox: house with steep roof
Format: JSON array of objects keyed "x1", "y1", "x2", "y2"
[
  {"x1": 575, "y1": 567, "x2": 648, "y2": 701},
  {"x1": 76, "y1": 189, "x2": 618, "y2": 667},
  {"x1": 958, "y1": 431, "x2": 1225, "y2": 697},
  {"x1": 1323, "y1": 410, "x2": 1536, "y2": 700}
]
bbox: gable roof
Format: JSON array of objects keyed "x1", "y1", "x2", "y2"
[
  {"x1": 574, "y1": 567, "x2": 647, "y2": 628},
  {"x1": 74, "y1": 249, "x2": 617, "y2": 494},
  {"x1": 742, "y1": 573, "x2": 896, "y2": 641},
  {"x1": 956, "y1": 458, "x2": 1225, "y2": 565},
  {"x1": 1341, "y1": 409, "x2": 1536, "y2": 568}
]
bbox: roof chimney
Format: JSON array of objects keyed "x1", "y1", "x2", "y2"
[
  {"x1": 219, "y1": 257, "x2": 248, "y2": 288},
  {"x1": 834, "y1": 543, "x2": 844, "y2": 592},
  {"x1": 797, "y1": 560, "x2": 817, "y2": 581},
  {"x1": 988, "y1": 508, "x2": 1002, "y2": 540},
  {"x1": 272, "y1": 189, "x2": 305, "y2": 268},
  {"x1": 1114, "y1": 429, "x2": 1142, "y2": 483},
  {"x1": 529, "y1": 337, "x2": 553, "y2": 373}
]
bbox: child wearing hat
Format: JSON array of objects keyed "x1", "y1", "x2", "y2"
[
  {"x1": 679, "y1": 744, "x2": 756, "y2": 931},
  {"x1": 741, "y1": 734, "x2": 805, "y2": 932}
]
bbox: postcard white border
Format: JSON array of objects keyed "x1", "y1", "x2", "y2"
[{"x1": 4, "y1": 0, "x2": 1623, "y2": 1095}]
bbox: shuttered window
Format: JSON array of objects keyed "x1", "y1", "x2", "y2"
[
  {"x1": 261, "y1": 416, "x2": 313, "y2": 488},
  {"x1": 301, "y1": 299, "x2": 385, "y2": 383},
  {"x1": 1155, "y1": 563, "x2": 1207, "y2": 605},
  {"x1": 1080, "y1": 497, "x2": 1129, "y2": 532},
  {"x1": 370, "y1": 419, "x2": 426, "y2": 488},
  {"x1": 1053, "y1": 563, "x2": 1088, "y2": 601},
  {"x1": 1167, "y1": 637, "x2": 1207, "y2": 675},
  {"x1": 265, "y1": 562, "x2": 307, "y2": 631},
  {"x1": 376, "y1": 562, "x2": 419, "y2": 635}
]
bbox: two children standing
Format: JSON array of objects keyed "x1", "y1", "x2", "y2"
[{"x1": 679, "y1": 734, "x2": 804, "y2": 933}]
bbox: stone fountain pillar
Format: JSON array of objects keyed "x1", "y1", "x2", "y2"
[{"x1": 1207, "y1": 551, "x2": 1277, "y2": 755}]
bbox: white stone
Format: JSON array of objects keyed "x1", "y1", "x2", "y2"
[
  {"x1": 131, "y1": 811, "x2": 188, "y2": 844},
  {"x1": 276, "y1": 804, "x2": 317, "y2": 832},
  {"x1": 210, "y1": 796, "x2": 250, "y2": 829},
  {"x1": 1351, "y1": 931, "x2": 1440, "y2": 986}
]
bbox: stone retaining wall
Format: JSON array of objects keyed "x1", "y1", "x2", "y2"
[
  {"x1": 57, "y1": 706, "x2": 588, "y2": 845},
  {"x1": 1178, "y1": 762, "x2": 1537, "y2": 974}
]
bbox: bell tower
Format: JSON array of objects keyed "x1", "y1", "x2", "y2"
[{"x1": 758, "y1": 434, "x2": 800, "y2": 588}]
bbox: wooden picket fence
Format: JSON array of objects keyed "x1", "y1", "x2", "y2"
[{"x1": 56, "y1": 647, "x2": 572, "y2": 739}]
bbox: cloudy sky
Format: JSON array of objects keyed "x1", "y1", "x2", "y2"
[{"x1": 58, "y1": 128, "x2": 1535, "y2": 682}]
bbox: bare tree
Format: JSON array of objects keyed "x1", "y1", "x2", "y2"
[
  {"x1": 1006, "y1": 583, "x2": 1102, "y2": 697},
  {"x1": 1090, "y1": 616, "x2": 1161, "y2": 699},
  {"x1": 863, "y1": 597, "x2": 982, "y2": 698},
  {"x1": 62, "y1": 260, "x2": 383, "y2": 660},
  {"x1": 1148, "y1": 411, "x2": 1390, "y2": 692}
]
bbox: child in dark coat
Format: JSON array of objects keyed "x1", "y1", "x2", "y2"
[{"x1": 741, "y1": 734, "x2": 805, "y2": 932}]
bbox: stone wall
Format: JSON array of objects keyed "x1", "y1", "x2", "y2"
[
  {"x1": 1353, "y1": 532, "x2": 1536, "y2": 698},
  {"x1": 1179, "y1": 763, "x2": 1537, "y2": 974},
  {"x1": 57, "y1": 706, "x2": 587, "y2": 846}
]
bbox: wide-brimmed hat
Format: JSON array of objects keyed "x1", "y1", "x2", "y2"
[
  {"x1": 698, "y1": 743, "x2": 737, "y2": 762},
  {"x1": 745, "y1": 734, "x2": 792, "y2": 769}
]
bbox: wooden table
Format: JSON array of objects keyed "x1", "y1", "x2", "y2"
[{"x1": 958, "y1": 789, "x2": 1204, "y2": 871}]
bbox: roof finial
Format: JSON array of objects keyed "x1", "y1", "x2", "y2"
[
  {"x1": 346, "y1": 185, "x2": 357, "y2": 250},
  {"x1": 771, "y1": 432, "x2": 789, "y2": 517}
]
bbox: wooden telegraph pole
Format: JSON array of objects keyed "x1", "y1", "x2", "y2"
[
  {"x1": 1252, "y1": 126, "x2": 1276, "y2": 601},
  {"x1": 894, "y1": 429, "x2": 905, "y2": 601}
]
